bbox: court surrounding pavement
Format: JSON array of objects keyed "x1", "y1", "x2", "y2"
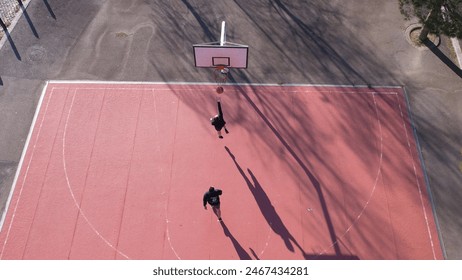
[{"x1": 0, "y1": 0, "x2": 461, "y2": 259}]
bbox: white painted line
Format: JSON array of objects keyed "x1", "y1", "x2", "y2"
[
  {"x1": 0, "y1": 81, "x2": 48, "y2": 232},
  {"x1": 61, "y1": 89, "x2": 130, "y2": 259},
  {"x1": 451, "y1": 38, "x2": 462, "y2": 68},
  {"x1": 0, "y1": 81, "x2": 50, "y2": 259},
  {"x1": 163, "y1": 90, "x2": 181, "y2": 260},
  {"x1": 45, "y1": 80, "x2": 403, "y2": 89},
  {"x1": 318, "y1": 93, "x2": 384, "y2": 257},
  {"x1": 402, "y1": 87, "x2": 446, "y2": 259},
  {"x1": 396, "y1": 93, "x2": 437, "y2": 259}
]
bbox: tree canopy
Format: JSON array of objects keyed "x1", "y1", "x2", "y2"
[{"x1": 400, "y1": 0, "x2": 462, "y2": 38}]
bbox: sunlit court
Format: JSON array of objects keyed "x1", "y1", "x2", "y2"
[{"x1": 0, "y1": 82, "x2": 443, "y2": 260}]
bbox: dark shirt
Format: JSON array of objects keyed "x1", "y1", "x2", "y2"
[
  {"x1": 203, "y1": 189, "x2": 222, "y2": 206},
  {"x1": 211, "y1": 102, "x2": 226, "y2": 130},
  {"x1": 211, "y1": 116, "x2": 226, "y2": 130}
]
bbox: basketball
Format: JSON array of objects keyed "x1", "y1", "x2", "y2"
[{"x1": 216, "y1": 86, "x2": 224, "y2": 94}]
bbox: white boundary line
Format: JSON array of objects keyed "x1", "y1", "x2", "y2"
[
  {"x1": 317, "y1": 92, "x2": 384, "y2": 257},
  {"x1": 402, "y1": 87, "x2": 446, "y2": 259},
  {"x1": 0, "y1": 81, "x2": 49, "y2": 259},
  {"x1": 46, "y1": 79, "x2": 403, "y2": 89},
  {"x1": 2, "y1": 81, "x2": 439, "y2": 259},
  {"x1": 44, "y1": 88, "x2": 399, "y2": 96},
  {"x1": 396, "y1": 94, "x2": 437, "y2": 259},
  {"x1": 0, "y1": 81, "x2": 48, "y2": 233}
]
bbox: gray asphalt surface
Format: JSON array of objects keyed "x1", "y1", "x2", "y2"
[{"x1": 0, "y1": 0, "x2": 461, "y2": 259}]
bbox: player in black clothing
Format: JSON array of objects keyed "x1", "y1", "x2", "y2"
[
  {"x1": 210, "y1": 99, "x2": 229, "y2": 139},
  {"x1": 203, "y1": 186, "x2": 223, "y2": 221}
]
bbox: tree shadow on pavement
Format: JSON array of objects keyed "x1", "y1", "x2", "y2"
[
  {"x1": 0, "y1": 17, "x2": 21, "y2": 60},
  {"x1": 424, "y1": 39, "x2": 462, "y2": 78},
  {"x1": 17, "y1": 0, "x2": 39, "y2": 38},
  {"x1": 42, "y1": 0, "x2": 56, "y2": 20}
]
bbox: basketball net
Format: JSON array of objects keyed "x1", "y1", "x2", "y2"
[{"x1": 213, "y1": 65, "x2": 229, "y2": 87}]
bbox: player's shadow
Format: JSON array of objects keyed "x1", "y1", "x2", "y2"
[
  {"x1": 225, "y1": 146, "x2": 308, "y2": 259},
  {"x1": 219, "y1": 221, "x2": 252, "y2": 260},
  {"x1": 225, "y1": 146, "x2": 359, "y2": 260}
]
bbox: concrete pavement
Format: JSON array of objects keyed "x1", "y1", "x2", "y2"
[{"x1": 0, "y1": 0, "x2": 461, "y2": 259}]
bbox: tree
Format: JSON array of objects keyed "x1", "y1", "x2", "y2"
[{"x1": 399, "y1": 0, "x2": 462, "y2": 40}]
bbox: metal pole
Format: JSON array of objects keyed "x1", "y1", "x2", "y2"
[{"x1": 220, "y1": 21, "x2": 226, "y2": 46}]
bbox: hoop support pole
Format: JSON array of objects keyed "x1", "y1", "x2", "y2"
[{"x1": 220, "y1": 21, "x2": 226, "y2": 46}]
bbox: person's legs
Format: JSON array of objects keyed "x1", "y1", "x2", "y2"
[
  {"x1": 212, "y1": 205, "x2": 222, "y2": 220},
  {"x1": 217, "y1": 130, "x2": 223, "y2": 138}
]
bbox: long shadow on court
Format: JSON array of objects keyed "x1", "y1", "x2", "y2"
[
  {"x1": 225, "y1": 146, "x2": 359, "y2": 259},
  {"x1": 219, "y1": 221, "x2": 252, "y2": 260},
  {"x1": 229, "y1": 84, "x2": 343, "y2": 256},
  {"x1": 225, "y1": 146, "x2": 308, "y2": 259}
]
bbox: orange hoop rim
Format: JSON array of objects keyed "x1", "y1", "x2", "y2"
[{"x1": 214, "y1": 65, "x2": 229, "y2": 72}]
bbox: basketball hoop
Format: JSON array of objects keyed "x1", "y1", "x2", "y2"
[
  {"x1": 192, "y1": 20, "x2": 248, "y2": 93},
  {"x1": 213, "y1": 65, "x2": 229, "y2": 86}
]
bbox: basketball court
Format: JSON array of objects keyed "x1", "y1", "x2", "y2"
[
  {"x1": 0, "y1": 21, "x2": 444, "y2": 260},
  {"x1": 0, "y1": 81, "x2": 443, "y2": 260}
]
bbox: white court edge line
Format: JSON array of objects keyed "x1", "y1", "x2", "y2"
[
  {"x1": 402, "y1": 87, "x2": 447, "y2": 259},
  {"x1": 396, "y1": 95, "x2": 436, "y2": 259},
  {"x1": 47, "y1": 88, "x2": 400, "y2": 96},
  {"x1": 0, "y1": 81, "x2": 49, "y2": 233},
  {"x1": 46, "y1": 80, "x2": 403, "y2": 89}
]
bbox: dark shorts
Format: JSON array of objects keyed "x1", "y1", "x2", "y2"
[{"x1": 210, "y1": 203, "x2": 220, "y2": 209}]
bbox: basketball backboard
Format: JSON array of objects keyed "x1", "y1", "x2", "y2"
[
  {"x1": 193, "y1": 44, "x2": 249, "y2": 68},
  {"x1": 193, "y1": 21, "x2": 248, "y2": 69}
]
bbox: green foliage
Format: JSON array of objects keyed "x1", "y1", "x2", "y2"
[{"x1": 399, "y1": 0, "x2": 462, "y2": 38}]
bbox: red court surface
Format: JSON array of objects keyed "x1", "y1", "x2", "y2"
[{"x1": 0, "y1": 82, "x2": 443, "y2": 260}]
